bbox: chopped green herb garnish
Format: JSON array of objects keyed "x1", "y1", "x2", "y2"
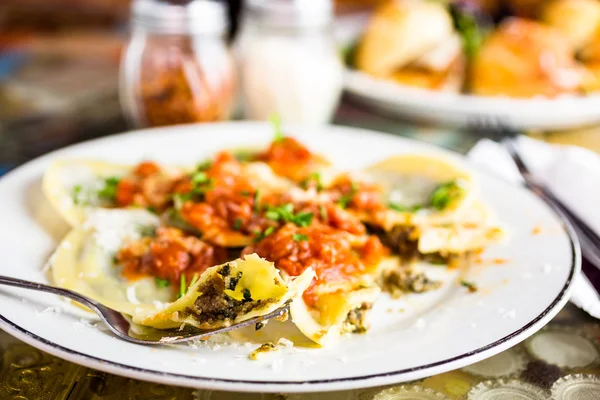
[
  {"x1": 155, "y1": 278, "x2": 170, "y2": 288},
  {"x1": 191, "y1": 179, "x2": 213, "y2": 196},
  {"x1": 137, "y1": 224, "x2": 156, "y2": 237},
  {"x1": 338, "y1": 181, "x2": 359, "y2": 209},
  {"x1": 460, "y1": 280, "x2": 478, "y2": 293},
  {"x1": 72, "y1": 177, "x2": 120, "y2": 205},
  {"x1": 164, "y1": 207, "x2": 200, "y2": 235},
  {"x1": 264, "y1": 203, "x2": 313, "y2": 227},
  {"x1": 301, "y1": 172, "x2": 324, "y2": 191},
  {"x1": 146, "y1": 206, "x2": 158, "y2": 214},
  {"x1": 234, "y1": 150, "x2": 255, "y2": 162},
  {"x1": 178, "y1": 275, "x2": 187, "y2": 298},
  {"x1": 388, "y1": 202, "x2": 423, "y2": 213},
  {"x1": 427, "y1": 254, "x2": 448, "y2": 265},
  {"x1": 172, "y1": 192, "x2": 191, "y2": 210},
  {"x1": 253, "y1": 189, "x2": 261, "y2": 212},
  {"x1": 293, "y1": 233, "x2": 309, "y2": 242},
  {"x1": 72, "y1": 185, "x2": 85, "y2": 205},
  {"x1": 265, "y1": 210, "x2": 281, "y2": 221},
  {"x1": 240, "y1": 190, "x2": 251, "y2": 197},
  {"x1": 265, "y1": 203, "x2": 291, "y2": 222},
  {"x1": 196, "y1": 160, "x2": 212, "y2": 171},
  {"x1": 319, "y1": 204, "x2": 328, "y2": 222},
  {"x1": 343, "y1": 40, "x2": 359, "y2": 68},
  {"x1": 338, "y1": 194, "x2": 353, "y2": 209},
  {"x1": 242, "y1": 288, "x2": 252, "y2": 302},
  {"x1": 233, "y1": 218, "x2": 243, "y2": 231},
  {"x1": 192, "y1": 171, "x2": 209, "y2": 184},
  {"x1": 450, "y1": 5, "x2": 485, "y2": 59},
  {"x1": 98, "y1": 177, "x2": 120, "y2": 201},
  {"x1": 429, "y1": 180, "x2": 464, "y2": 211},
  {"x1": 189, "y1": 273, "x2": 200, "y2": 289},
  {"x1": 270, "y1": 114, "x2": 284, "y2": 143},
  {"x1": 294, "y1": 211, "x2": 313, "y2": 227},
  {"x1": 173, "y1": 172, "x2": 213, "y2": 205},
  {"x1": 253, "y1": 226, "x2": 276, "y2": 242}
]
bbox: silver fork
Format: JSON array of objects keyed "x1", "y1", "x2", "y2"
[{"x1": 0, "y1": 275, "x2": 290, "y2": 345}]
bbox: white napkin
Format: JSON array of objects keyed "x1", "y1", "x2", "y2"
[{"x1": 468, "y1": 136, "x2": 600, "y2": 318}]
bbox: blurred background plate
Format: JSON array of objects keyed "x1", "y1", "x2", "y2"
[
  {"x1": 335, "y1": 8, "x2": 600, "y2": 131},
  {"x1": 343, "y1": 69, "x2": 600, "y2": 131}
]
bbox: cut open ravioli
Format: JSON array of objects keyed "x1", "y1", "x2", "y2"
[
  {"x1": 290, "y1": 283, "x2": 380, "y2": 347},
  {"x1": 132, "y1": 254, "x2": 314, "y2": 330}
]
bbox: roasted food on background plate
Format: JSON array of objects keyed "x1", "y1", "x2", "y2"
[
  {"x1": 504, "y1": 0, "x2": 547, "y2": 17},
  {"x1": 351, "y1": 0, "x2": 600, "y2": 98},
  {"x1": 355, "y1": 0, "x2": 466, "y2": 92},
  {"x1": 471, "y1": 18, "x2": 586, "y2": 98},
  {"x1": 541, "y1": 0, "x2": 600, "y2": 50},
  {"x1": 580, "y1": 28, "x2": 600, "y2": 92}
]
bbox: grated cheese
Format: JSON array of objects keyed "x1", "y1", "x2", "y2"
[
  {"x1": 277, "y1": 337, "x2": 294, "y2": 349},
  {"x1": 37, "y1": 306, "x2": 63, "y2": 315}
]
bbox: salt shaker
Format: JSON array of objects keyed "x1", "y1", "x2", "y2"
[
  {"x1": 236, "y1": 0, "x2": 344, "y2": 125},
  {"x1": 120, "y1": 0, "x2": 236, "y2": 128}
]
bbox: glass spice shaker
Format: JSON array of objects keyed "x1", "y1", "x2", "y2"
[
  {"x1": 120, "y1": 0, "x2": 236, "y2": 128},
  {"x1": 235, "y1": 0, "x2": 344, "y2": 125}
]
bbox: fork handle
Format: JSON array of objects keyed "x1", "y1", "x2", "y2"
[{"x1": 0, "y1": 275, "x2": 102, "y2": 313}]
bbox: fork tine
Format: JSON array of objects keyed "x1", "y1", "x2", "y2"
[
  {"x1": 502, "y1": 137, "x2": 531, "y2": 176},
  {"x1": 466, "y1": 115, "x2": 519, "y2": 140}
]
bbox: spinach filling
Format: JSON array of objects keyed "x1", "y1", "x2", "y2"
[{"x1": 184, "y1": 265, "x2": 275, "y2": 326}]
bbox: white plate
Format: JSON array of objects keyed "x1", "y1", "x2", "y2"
[
  {"x1": 334, "y1": 14, "x2": 600, "y2": 131},
  {"x1": 344, "y1": 70, "x2": 600, "y2": 131},
  {"x1": 0, "y1": 122, "x2": 579, "y2": 393}
]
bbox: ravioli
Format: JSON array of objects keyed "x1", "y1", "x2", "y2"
[
  {"x1": 367, "y1": 154, "x2": 477, "y2": 229},
  {"x1": 133, "y1": 254, "x2": 314, "y2": 330},
  {"x1": 416, "y1": 201, "x2": 505, "y2": 254},
  {"x1": 52, "y1": 208, "x2": 315, "y2": 329},
  {"x1": 43, "y1": 134, "x2": 508, "y2": 348},
  {"x1": 290, "y1": 283, "x2": 380, "y2": 346},
  {"x1": 43, "y1": 159, "x2": 134, "y2": 226},
  {"x1": 367, "y1": 155, "x2": 505, "y2": 259},
  {"x1": 51, "y1": 208, "x2": 170, "y2": 315}
]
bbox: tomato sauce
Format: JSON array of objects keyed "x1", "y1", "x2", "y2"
[
  {"x1": 117, "y1": 227, "x2": 227, "y2": 284},
  {"x1": 257, "y1": 137, "x2": 323, "y2": 182},
  {"x1": 242, "y1": 223, "x2": 386, "y2": 306}
]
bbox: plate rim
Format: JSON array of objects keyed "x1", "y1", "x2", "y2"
[
  {"x1": 0, "y1": 122, "x2": 581, "y2": 392},
  {"x1": 343, "y1": 68, "x2": 600, "y2": 130},
  {"x1": 344, "y1": 68, "x2": 600, "y2": 107}
]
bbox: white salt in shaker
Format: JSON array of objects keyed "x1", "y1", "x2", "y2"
[{"x1": 236, "y1": 0, "x2": 343, "y2": 124}]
